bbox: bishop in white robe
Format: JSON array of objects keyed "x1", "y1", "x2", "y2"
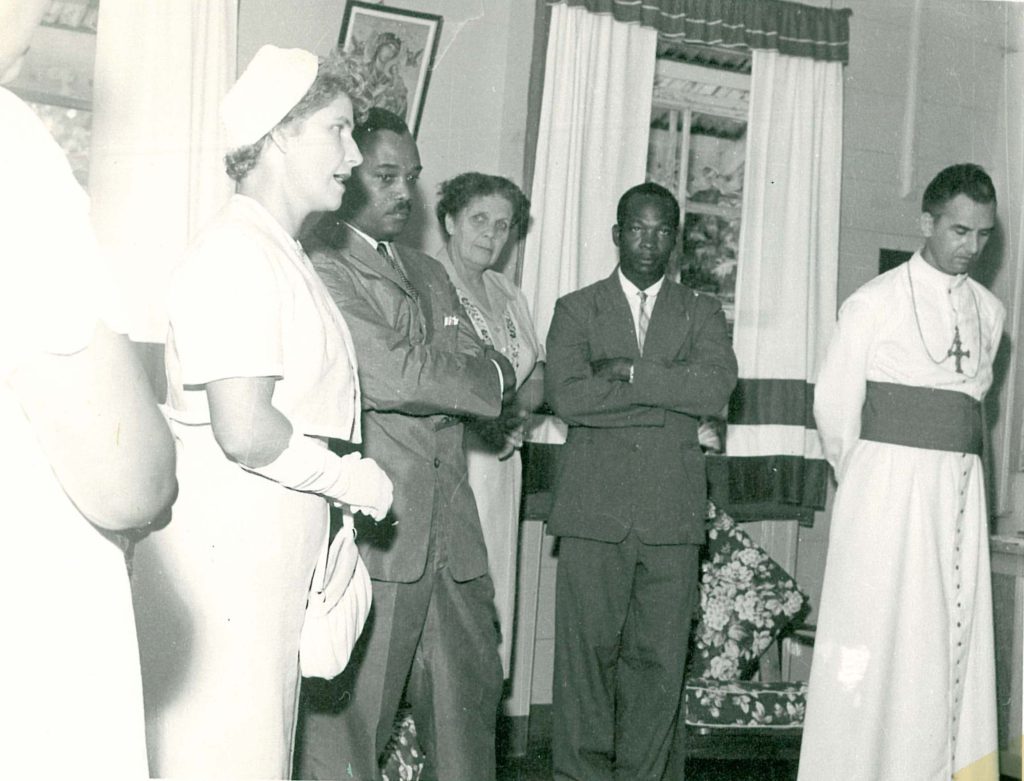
[{"x1": 800, "y1": 176, "x2": 1005, "y2": 781}]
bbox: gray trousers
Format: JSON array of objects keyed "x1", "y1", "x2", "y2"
[{"x1": 553, "y1": 533, "x2": 700, "y2": 781}]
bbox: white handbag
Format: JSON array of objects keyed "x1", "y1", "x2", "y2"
[{"x1": 299, "y1": 510, "x2": 372, "y2": 680}]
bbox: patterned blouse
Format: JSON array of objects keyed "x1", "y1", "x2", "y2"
[{"x1": 436, "y1": 246, "x2": 543, "y2": 388}]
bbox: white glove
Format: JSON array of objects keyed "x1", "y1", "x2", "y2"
[
  {"x1": 243, "y1": 434, "x2": 393, "y2": 520},
  {"x1": 333, "y1": 452, "x2": 394, "y2": 521}
]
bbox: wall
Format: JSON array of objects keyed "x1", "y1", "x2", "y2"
[
  {"x1": 238, "y1": 0, "x2": 536, "y2": 257},
  {"x1": 794, "y1": 0, "x2": 1024, "y2": 628}
]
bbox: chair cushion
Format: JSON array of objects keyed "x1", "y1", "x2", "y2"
[
  {"x1": 687, "y1": 503, "x2": 807, "y2": 680},
  {"x1": 685, "y1": 678, "x2": 807, "y2": 729}
]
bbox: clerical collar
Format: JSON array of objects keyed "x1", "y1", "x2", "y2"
[
  {"x1": 618, "y1": 268, "x2": 664, "y2": 299},
  {"x1": 910, "y1": 251, "x2": 969, "y2": 290}
]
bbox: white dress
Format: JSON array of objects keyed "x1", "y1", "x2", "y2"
[
  {"x1": 800, "y1": 253, "x2": 1004, "y2": 780},
  {"x1": 131, "y1": 195, "x2": 362, "y2": 778},
  {"x1": 438, "y1": 248, "x2": 544, "y2": 676},
  {"x1": 0, "y1": 87, "x2": 149, "y2": 779}
]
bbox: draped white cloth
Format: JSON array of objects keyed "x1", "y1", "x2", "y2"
[
  {"x1": 726, "y1": 49, "x2": 842, "y2": 475},
  {"x1": 89, "y1": 0, "x2": 236, "y2": 343},
  {"x1": 520, "y1": 3, "x2": 657, "y2": 348}
]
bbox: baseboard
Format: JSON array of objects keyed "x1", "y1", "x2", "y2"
[
  {"x1": 1000, "y1": 740, "x2": 1021, "y2": 780},
  {"x1": 498, "y1": 704, "x2": 552, "y2": 759}
]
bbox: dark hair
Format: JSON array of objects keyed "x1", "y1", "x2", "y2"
[
  {"x1": 352, "y1": 107, "x2": 411, "y2": 155},
  {"x1": 435, "y1": 173, "x2": 531, "y2": 239},
  {"x1": 921, "y1": 163, "x2": 996, "y2": 215},
  {"x1": 616, "y1": 182, "x2": 680, "y2": 228},
  {"x1": 224, "y1": 51, "x2": 370, "y2": 182}
]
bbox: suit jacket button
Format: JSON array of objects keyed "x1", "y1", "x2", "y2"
[
  {"x1": 434, "y1": 457, "x2": 441, "y2": 468},
  {"x1": 633, "y1": 444, "x2": 640, "y2": 452}
]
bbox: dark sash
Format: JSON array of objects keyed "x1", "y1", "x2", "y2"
[{"x1": 859, "y1": 381, "x2": 983, "y2": 456}]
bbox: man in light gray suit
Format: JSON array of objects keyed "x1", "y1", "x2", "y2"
[{"x1": 295, "y1": 108, "x2": 513, "y2": 781}]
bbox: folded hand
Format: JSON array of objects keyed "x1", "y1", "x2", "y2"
[{"x1": 590, "y1": 357, "x2": 633, "y2": 382}]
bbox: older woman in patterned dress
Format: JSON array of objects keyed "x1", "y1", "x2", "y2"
[{"x1": 435, "y1": 172, "x2": 542, "y2": 678}]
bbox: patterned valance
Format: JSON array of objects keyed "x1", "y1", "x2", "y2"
[{"x1": 547, "y1": 0, "x2": 852, "y2": 64}]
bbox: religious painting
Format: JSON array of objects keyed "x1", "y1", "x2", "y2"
[{"x1": 338, "y1": 2, "x2": 443, "y2": 137}]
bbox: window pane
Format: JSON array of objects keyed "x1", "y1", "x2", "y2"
[
  {"x1": 26, "y1": 101, "x2": 92, "y2": 187},
  {"x1": 679, "y1": 211, "x2": 738, "y2": 321},
  {"x1": 686, "y1": 112, "x2": 745, "y2": 207}
]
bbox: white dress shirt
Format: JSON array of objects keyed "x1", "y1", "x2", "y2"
[{"x1": 617, "y1": 267, "x2": 664, "y2": 345}]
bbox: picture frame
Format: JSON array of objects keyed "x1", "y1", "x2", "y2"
[{"x1": 338, "y1": 2, "x2": 443, "y2": 137}]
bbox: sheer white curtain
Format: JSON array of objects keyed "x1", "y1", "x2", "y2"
[
  {"x1": 90, "y1": 1, "x2": 237, "y2": 343},
  {"x1": 520, "y1": 3, "x2": 657, "y2": 348},
  {"x1": 725, "y1": 48, "x2": 843, "y2": 512}
]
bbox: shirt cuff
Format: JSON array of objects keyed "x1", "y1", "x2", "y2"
[{"x1": 628, "y1": 362, "x2": 635, "y2": 384}]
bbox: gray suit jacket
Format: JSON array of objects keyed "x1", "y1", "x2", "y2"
[
  {"x1": 304, "y1": 219, "x2": 502, "y2": 582},
  {"x1": 545, "y1": 271, "x2": 738, "y2": 545}
]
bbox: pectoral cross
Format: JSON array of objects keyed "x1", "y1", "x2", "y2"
[{"x1": 947, "y1": 325, "x2": 970, "y2": 374}]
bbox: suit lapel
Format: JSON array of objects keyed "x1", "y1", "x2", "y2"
[
  {"x1": 643, "y1": 282, "x2": 693, "y2": 360},
  {"x1": 313, "y1": 218, "x2": 430, "y2": 337},
  {"x1": 592, "y1": 271, "x2": 697, "y2": 362},
  {"x1": 392, "y1": 244, "x2": 433, "y2": 336},
  {"x1": 595, "y1": 273, "x2": 641, "y2": 359},
  {"x1": 315, "y1": 217, "x2": 409, "y2": 293}
]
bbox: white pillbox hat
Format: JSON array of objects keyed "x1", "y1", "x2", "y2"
[{"x1": 222, "y1": 44, "x2": 319, "y2": 150}]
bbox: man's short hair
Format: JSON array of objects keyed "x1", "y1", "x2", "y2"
[
  {"x1": 352, "y1": 107, "x2": 411, "y2": 153},
  {"x1": 921, "y1": 163, "x2": 996, "y2": 215},
  {"x1": 616, "y1": 182, "x2": 680, "y2": 228}
]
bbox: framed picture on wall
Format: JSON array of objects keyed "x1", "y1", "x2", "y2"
[{"x1": 338, "y1": 2, "x2": 443, "y2": 137}]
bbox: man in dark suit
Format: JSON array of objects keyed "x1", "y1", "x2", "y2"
[
  {"x1": 295, "y1": 108, "x2": 514, "y2": 781},
  {"x1": 545, "y1": 182, "x2": 738, "y2": 781}
]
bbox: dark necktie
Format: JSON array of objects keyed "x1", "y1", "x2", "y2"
[{"x1": 377, "y1": 242, "x2": 417, "y2": 302}]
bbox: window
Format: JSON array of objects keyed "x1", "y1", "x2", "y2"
[
  {"x1": 647, "y1": 59, "x2": 750, "y2": 322},
  {"x1": 7, "y1": 1, "x2": 99, "y2": 187}
]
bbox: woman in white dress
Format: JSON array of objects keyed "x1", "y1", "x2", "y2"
[
  {"x1": 1, "y1": 2, "x2": 177, "y2": 778},
  {"x1": 131, "y1": 47, "x2": 393, "y2": 778},
  {"x1": 435, "y1": 173, "x2": 543, "y2": 676}
]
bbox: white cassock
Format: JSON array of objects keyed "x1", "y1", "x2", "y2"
[{"x1": 799, "y1": 252, "x2": 1004, "y2": 781}]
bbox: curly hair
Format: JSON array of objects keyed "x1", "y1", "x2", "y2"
[
  {"x1": 435, "y1": 173, "x2": 531, "y2": 240},
  {"x1": 921, "y1": 163, "x2": 996, "y2": 216},
  {"x1": 224, "y1": 50, "x2": 371, "y2": 182}
]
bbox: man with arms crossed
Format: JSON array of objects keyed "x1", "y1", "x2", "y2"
[
  {"x1": 545, "y1": 182, "x2": 737, "y2": 780},
  {"x1": 296, "y1": 108, "x2": 513, "y2": 781}
]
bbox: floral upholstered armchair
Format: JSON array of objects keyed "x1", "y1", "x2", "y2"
[{"x1": 682, "y1": 501, "x2": 812, "y2": 759}]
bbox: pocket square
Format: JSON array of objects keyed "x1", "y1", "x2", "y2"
[{"x1": 444, "y1": 315, "x2": 460, "y2": 327}]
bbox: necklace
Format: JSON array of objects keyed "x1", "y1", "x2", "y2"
[{"x1": 906, "y1": 263, "x2": 981, "y2": 379}]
